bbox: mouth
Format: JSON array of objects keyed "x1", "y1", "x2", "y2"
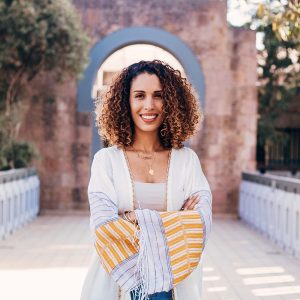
[{"x1": 139, "y1": 114, "x2": 159, "y2": 123}]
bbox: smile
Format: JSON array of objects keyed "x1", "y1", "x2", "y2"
[{"x1": 140, "y1": 114, "x2": 159, "y2": 122}]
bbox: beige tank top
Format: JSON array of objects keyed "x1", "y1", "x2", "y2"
[{"x1": 133, "y1": 181, "x2": 167, "y2": 211}]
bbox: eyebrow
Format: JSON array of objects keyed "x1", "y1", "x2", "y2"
[{"x1": 133, "y1": 90, "x2": 162, "y2": 93}]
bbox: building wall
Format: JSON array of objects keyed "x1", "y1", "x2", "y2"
[{"x1": 20, "y1": 0, "x2": 257, "y2": 214}]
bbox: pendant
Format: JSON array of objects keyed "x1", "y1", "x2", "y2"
[{"x1": 149, "y1": 168, "x2": 154, "y2": 176}]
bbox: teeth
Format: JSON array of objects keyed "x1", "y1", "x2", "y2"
[{"x1": 141, "y1": 115, "x2": 157, "y2": 120}]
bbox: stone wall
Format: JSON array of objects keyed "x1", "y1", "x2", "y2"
[
  {"x1": 20, "y1": 0, "x2": 257, "y2": 214},
  {"x1": 20, "y1": 74, "x2": 91, "y2": 210}
]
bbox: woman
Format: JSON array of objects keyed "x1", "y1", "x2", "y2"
[{"x1": 81, "y1": 60, "x2": 212, "y2": 300}]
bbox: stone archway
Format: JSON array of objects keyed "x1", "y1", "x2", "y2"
[
  {"x1": 77, "y1": 26, "x2": 205, "y2": 156},
  {"x1": 21, "y1": 1, "x2": 257, "y2": 213}
]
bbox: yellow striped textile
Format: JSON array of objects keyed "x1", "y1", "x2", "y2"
[
  {"x1": 94, "y1": 210, "x2": 204, "y2": 293},
  {"x1": 95, "y1": 219, "x2": 139, "y2": 272},
  {"x1": 160, "y1": 211, "x2": 204, "y2": 285}
]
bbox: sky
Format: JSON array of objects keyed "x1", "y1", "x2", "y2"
[
  {"x1": 227, "y1": 0, "x2": 268, "y2": 50},
  {"x1": 227, "y1": 0, "x2": 290, "y2": 51},
  {"x1": 227, "y1": 0, "x2": 260, "y2": 27}
]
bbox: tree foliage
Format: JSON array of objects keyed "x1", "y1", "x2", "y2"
[
  {"x1": 254, "y1": 0, "x2": 300, "y2": 147},
  {"x1": 0, "y1": 0, "x2": 90, "y2": 113},
  {"x1": 257, "y1": 0, "x2": 300, "y2": 42},
  {"x1": 0, "y1": 0, "x2": 90, "y2": 169}
]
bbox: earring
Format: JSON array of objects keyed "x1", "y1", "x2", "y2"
[{"x1": 160, "y1": 123, "x2": 167, "y2": 137}]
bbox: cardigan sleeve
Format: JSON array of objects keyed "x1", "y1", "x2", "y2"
[
  {"x1": 88, "y1": 148, "x2": 119, "y2": 232},
  {"x1": 185, "y1": 149, "x2": 213, "y2": 246}
]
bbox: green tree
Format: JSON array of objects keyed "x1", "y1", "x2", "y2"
[
  {"x1": 257, "y1": 0, "x2": 300, "y2": 42},
  {"x1": 0, "y1": 0, "x2": 90, "y2": 114},
  {"x1": 254, "y1": 1, "x2": 300, "y2": 148},
  {"x1": 0, "y1": 0, "x2": 90, "y2": 169}
]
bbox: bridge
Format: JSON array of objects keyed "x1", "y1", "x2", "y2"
[{"x1": 1, "y1": 213, "x2": 300, "y2": 300}]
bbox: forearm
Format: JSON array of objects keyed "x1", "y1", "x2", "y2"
[
  {"x1": 118, "y1": 200, "x2": 203, "y2": 226},
  {"x1": 118, "y1": 199, "x2": 200, "y2": 224}
]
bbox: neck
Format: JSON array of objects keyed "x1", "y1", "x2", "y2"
[{"x1": 132, "y1": 129, "x2": 162, "y2": 152}]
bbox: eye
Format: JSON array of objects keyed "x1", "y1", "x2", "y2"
[
  {"x1": 154, "y1": 93, "x2": 162, "y2": 99},
  {"x1": 135, "y1": 94, "x2": 144, "y2": 99}
]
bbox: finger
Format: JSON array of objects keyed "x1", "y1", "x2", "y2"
[
  {"x1": 185, "y1": 195, "x2": 201, "y2": 210},
  {"x1": 181, "y1": 199, "x2": 192, "y2": 210},
  {"x1": 191, "y1": 198, "x2": 200, "y2": 209},
  {"x1": 184, "y1": 195, "x2": 197, "y2": 207},
  {"x1": 182, "y1": 194, "x2": 198, "y2": 210}
]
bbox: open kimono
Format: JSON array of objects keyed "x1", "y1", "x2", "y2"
[{"x1": 81, "y1": 145, "x2": 212, "y2": 300}]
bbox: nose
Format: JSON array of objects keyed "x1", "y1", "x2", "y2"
[{"x1": 144, "y1": 96, "x2": 154, "y2": 110}]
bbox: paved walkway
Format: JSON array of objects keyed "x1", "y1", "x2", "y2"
[{"x1": 0, "y1": 214, "x2": 300, "y2": 300}]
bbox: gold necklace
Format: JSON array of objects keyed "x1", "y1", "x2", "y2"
[
  {"x1": 136, "y1": 150, "x2": 153, "y2": 160},
  {"x1": 148, "y1": 151, "x2": 155, "y2": 176},
  {"x1": 131, "y1": 146, "x2": 157, "y2": 176},
  {"x1": 123, "y1": 148, "x2": 172, "y2": 207}
]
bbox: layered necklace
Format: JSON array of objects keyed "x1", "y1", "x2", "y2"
[
  {"x1": 123, "y1": 147, "x2": 172, "y2": 208},
  {"x1": 131, "y1": 146, "x2": 158, "y2": 176}
]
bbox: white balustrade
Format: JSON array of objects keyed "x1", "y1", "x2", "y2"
[
  {"x1": 239, "y1": 172, "x2": 300, "y2": 259},
  {"x1": 0, "y1": 168, "x2": 40, "y2": 239},
  {"x1": 293, "y1": 193, "x2": 300, "y2": 259}
]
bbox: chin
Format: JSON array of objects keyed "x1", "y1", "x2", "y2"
[
  {"x1": 137, "y1": 125, "x2": 161, "y2": 133},
  {"x1": 134, "y1": 121, "x2": 162, "y2": 133}
]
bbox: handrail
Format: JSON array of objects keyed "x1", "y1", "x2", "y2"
[
  {"x1": 242, "y1": 172, "x2": 300, "y2": 194},
  {"x1": 0, "y1": 168, "x2": 37, "y2": 183}
]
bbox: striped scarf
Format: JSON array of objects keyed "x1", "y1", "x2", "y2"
[{"x1": 92, "y1": 195, "x2": 205, "y2": 299}]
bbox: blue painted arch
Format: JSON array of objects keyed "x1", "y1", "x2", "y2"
[{"x1": 77, "y1": 26, "x2": 206, "y2": 155}]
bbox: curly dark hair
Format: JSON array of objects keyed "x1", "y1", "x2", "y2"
[{"x1": 96, "y1": 60, "x2": 203, "y2": 149}]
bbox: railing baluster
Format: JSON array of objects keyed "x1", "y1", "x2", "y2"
[
  {"x1": 0, "y1": 168, "x2": 40, "y2": 240},
  {"x1": 239, "y1": 172, "x2": 300, "y2": 259}
]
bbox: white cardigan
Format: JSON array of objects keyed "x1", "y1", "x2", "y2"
[{"x1": 81, "y1": 145, "x2": 212, "y2": 300}]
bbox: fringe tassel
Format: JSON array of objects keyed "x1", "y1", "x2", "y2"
[{"x1": 131, "y1": 226, "x2": 149, "y2": 300}]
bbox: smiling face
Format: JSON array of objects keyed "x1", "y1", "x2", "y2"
[{"x1": 129, "y1": 72, "x2": 164, "y2": 135}]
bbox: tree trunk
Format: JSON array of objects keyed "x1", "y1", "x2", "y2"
[{"x1": 5, "y1": 67, "x2": 25, "y2": 115}]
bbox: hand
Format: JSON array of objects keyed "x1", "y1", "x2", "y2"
[
  {"x1": 128, "y1": 211, "x2": 137, "y2": 224},
  {"x1": 181, "y1": 194, "x2": 200, "y2": 211},
  {"x1": 122, "y1": 211, "x2": 138, "y2": 224}
]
